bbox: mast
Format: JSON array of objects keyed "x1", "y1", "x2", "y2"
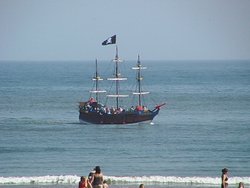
[
  {"x1": 107, "y1": 45, "x2": 128, "y2": 109},
  {"x1": 89, "y1": 59, "x2": 106, "y2": 102},
  {"x1": 132, "y1": 55, "x2": 149, "y2": 106},
  {"x1": 115, "y1": 46, "x2": 119, "y2": 109},
  {"x1": 95, "y1": 59, "x2": 99, "y2": 101},
  {"x1": 137, "y1": 55, "x2": 142, "y2": 106}
]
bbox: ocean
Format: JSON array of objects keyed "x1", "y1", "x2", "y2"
[{"x1": 0, "y1": 60, "x2": 249, "y2": 188}]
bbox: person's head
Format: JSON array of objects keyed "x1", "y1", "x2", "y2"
[
  {"x1": 95, "y1": 166, "x2": 101, "y2": 174},
  {"x1": 80, "y1": 176, "x2": 86, "y2": 182},
  {"x1": 238, "y1": 182, "x2": 244, "y2": 188},
  {"x1": 139, "y1": 184, "x2": 144, "y2": 188},
  {"x1": 222, "y1": 168, "x2": 228, "y2": 174}
]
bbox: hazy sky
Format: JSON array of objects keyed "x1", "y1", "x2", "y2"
[{"x1": 0, "y1": 0, "x2": 250, "y2": 61}]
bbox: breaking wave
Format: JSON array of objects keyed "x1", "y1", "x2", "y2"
[{"x1": 0, "y1": 175, "x2": 249, "y2": 185}]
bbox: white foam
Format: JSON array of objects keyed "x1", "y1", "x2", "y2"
[
  {"x1": 0, "y1": 175, "x2": 249, "y2": 185},
  {"x1": 0, "y1": 175, "x2": 79, "y2": 185},
  {"x1": 106, "y1": 176, "x2": 250, "y2": 185}
]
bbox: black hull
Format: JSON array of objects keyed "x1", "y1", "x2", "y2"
[{"x1": 79, "y1": 109, "x2": 159, "y2": 124}]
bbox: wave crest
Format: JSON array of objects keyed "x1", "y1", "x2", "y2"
[{"x1": 0, "y1": 175, "x2": 249, "y2": 185}]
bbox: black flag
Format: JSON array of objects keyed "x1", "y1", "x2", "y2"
[{"x1": 102, "y1": 35, "x2": 116, "y2": 45}]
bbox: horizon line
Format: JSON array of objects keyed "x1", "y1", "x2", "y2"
[{"x1": 1, "y1": 59, "x2": 250, "y2": 63}]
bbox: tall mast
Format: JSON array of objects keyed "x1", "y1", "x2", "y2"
[
  {"x1": 115, "y1": 46, "x2": 119, "y2": 109},
  {"x1": 95, "y1": 59, "x2": 99, "y2": 101},
  {"x1": 132, "y1": 55, "x2": 149, "y2": 106},
  {"x1": 107, "y1": 45, "x2": 128, "y2": 109},
  {"x1": 137, "y1": 55, "x2": 142, "y2": 106},
  {"x1": 89, "y1": 59, "x2": 106, "y2": 102}
]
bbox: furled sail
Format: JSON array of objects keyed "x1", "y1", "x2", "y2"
[{"x1": 106, "y1": 94, "x2": 129, "y2": 97}]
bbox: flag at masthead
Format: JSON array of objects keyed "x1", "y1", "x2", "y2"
[{"x1": 102, "y1": 35, "x2": 116, "y2": 45}]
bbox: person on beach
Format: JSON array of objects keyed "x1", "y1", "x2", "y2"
[
  {"x1": 238, "y1": 182, "x2": 244, "y2": 188},
  {"x1": 79, "y1": 176, "x2": 92, "y2": 188},
  {"x1": 139, "y1": 184, "x2": 145, "y2": 188},
  {"x1": 79, "y1": 176, "x2": 87, "y2": 188},
  {"x1": 91, "y1": 166, "x2": 104, "y2": 188},
  {"x1": 221, "y1": 168, "x2": 229, "y2": 188},
  {"x1": 103, "y1": 180, "x2": 109, "y2": 188},
  {"x1": 88, "y1": 167, "x2": 96, "y2": 181}
]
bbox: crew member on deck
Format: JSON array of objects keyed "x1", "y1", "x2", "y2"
[
  {"x1": 88, "y1": 97, "x2": 96, "y2": 104},
  {"x1": 136, "y1": 105, "x2": 143, "y2": 111}
]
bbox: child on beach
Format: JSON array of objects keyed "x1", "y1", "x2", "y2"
[
  {"x1": 79, "y1": 176, "x2": 92, "y2": 188},
  {"x1": 79, "y1": 176, "x2": 87, "y2": 188},
  {"x1": 103, "y1": 180, "x2": 109, "y2": 188},
  {"x1": 139, "y1": 184, "x2": 144, "y2": 188},
  {"x1": 238, "y1": 182, "x2": 244, "y2": 188}
]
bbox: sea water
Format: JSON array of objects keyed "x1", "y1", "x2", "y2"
[{"x1": 0, "y1": 60, "x2": 250, "y2": 188}]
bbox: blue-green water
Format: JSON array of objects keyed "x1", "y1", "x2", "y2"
[{"x1": 0, "y1": 60, "x2": 250, "y2": 187}]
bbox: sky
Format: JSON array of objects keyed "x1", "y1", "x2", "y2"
[{"x1": 0, "y1": 0, "x2": 250, "y2": 61}]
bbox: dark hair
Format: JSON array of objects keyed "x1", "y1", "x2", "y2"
[
  {"x1": 139, "y1": 184, "x2": 144, "y2": 188},
  {"x1": 222, "y1": 168, "x2": 228, "y2": 174},
  {"x1": 238, "y1": 182, "x2": 244, "y2": 188},
  {"x1": 95, "y1": 166, "x2": 101, "y2": 173},
  {"x1": 80, "y1": 176, "x2": 85, "y2": 181}
]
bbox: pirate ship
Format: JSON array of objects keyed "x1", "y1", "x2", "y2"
[{"x1": 79, "y1": 36, "x2": 165, "y2": 124}]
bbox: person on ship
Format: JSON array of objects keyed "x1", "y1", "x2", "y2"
[
  {"x1": 136, "y1": 105, "x2": 143, "y2": 112},
  {"x1": 116, "y1": 107, "x2": 123, "y2": 114},
  {"x1": 90, "y1": 166, "x2": 104, "y2": 188},
  {"x1": 110, "y1": 107, "x2": 115, "y2": 114},
  {"x1": 143, "y1": 106, "x2": 148, "y2": 112},
  {"x1": 129, "y1": 106, "x2": 135, "y2": 111},
  {"x1": 88, "y1": 97, "x2": 96, "y2": 104},
  {"x1": 106, "y1": 107, "x2": 111, "y2": 114}
]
